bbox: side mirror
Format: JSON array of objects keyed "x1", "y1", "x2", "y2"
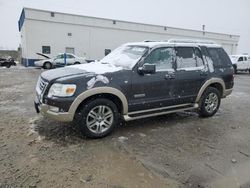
[{"x1": 138, "y1": 63, "x2": 156, "y2": 74}]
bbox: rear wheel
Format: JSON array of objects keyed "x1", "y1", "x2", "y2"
[
  {"x1": 43, "y1": 62, "x2": 52, "y2": 69},
  {"x1": 75, "y1": 98, "x2": 118, "y2": 138},
  {"x1": 199, "y1": 87, "x2": 221, "y2": 117},
  {"x1": 74, "y1": 62, "x2": 80, "y2": 65}
]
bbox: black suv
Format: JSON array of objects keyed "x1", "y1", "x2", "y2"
[
  {"x1": 0, "y1": 57, "x2": 16, "y2": 68},
  {"x1": 34, "y1": 40, "x2": 234, "y2": 138}
]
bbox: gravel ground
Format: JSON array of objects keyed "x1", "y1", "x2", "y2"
[{"x1": 0, "y1": 66, "x2": 250, "y2": 188}]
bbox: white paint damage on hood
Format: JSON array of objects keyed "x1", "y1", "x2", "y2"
[{"x1": 71, "y1": 61, "x2": 123, "y2": 74}]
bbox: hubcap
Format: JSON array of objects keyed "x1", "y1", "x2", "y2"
[
  {"x1": 204, "y1": 93, "x2": 218, "y2": 113},
  {"x1": 86, "y1": 105, "x2": 114, "y2": 134}
]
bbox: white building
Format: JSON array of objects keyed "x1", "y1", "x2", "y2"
[{"x1": 19, "y1": 8, "x2": 240, "y2": 66}]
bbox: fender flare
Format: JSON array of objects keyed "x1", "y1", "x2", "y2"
[
  {"x1": 195, "y1": 78, "x2": 225, "y2": 103},
  {"x1": 68, "y1": 87, "x2": 128, "y2": 116}
]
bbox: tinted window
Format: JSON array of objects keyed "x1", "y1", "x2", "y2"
[
  {"x1": 144, "y1": 47, "x2": 175, "y2": 71},
  {"x1": 238, "y1": 57, "x2": 243, "y2": 61},
  {"x1": 176, "y1": 47, "x2": 203, "y2": 69},
  {"x1": 42, "y1": 46, "x2": 51, "y2": 54},
  {"x1": 56, "y1": 54, "x2": 64, "y2": 59},
  {"x1": 66, "y1": 54, "x2": 74, "y2": 58},
  {"x1": 244, "y1": 57, "x2": 247, "y2": 61},
  {"x1": 207, "y1": 48, "x2": 232, "y2": 67}
]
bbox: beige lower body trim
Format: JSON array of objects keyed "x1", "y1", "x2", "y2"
[
  {"x1": 195, "y1": 78, "x2": 226, "y2": 103},
  {"x1": 40, "y1": 104, "x2": 74, "y2": 122}
]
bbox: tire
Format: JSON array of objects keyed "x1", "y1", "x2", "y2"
[
  {"x1": 6, "y1": 64, "x2": 11, "y2": 68},
  {"x1": 199, "y1": 87, "x2": 221, "y2": 117},
  {"x1": 74, "y1": 98, "x2": 119, "y2": 138},
  {"x1": 74, "y1": 62, "x2": 80, "y2": 65},
  {"x1": 43, "y1": 62, "x2": 52, "y2": 69}
]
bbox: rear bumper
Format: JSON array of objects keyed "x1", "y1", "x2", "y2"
[{"x1": 34, "y1": 99, "x2": 74, "y2": 122}]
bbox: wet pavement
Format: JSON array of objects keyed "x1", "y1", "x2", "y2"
[{"x1": 0, "y1": 66, "x2": 250, "y2": 187}]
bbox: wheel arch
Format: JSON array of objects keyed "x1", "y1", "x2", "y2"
[
  {"x1": 68, "y1": 87, "x2": 128, "y2": 117},
  {"x1": 43, "y1": 61, "x2": 52, "y2": 68},
  {"x1": 195, "y1": 78, "x2": 225, "y2": 103}
]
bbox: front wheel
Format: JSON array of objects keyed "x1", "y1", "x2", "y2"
[
  {"x1": 75, "y1": 98, "x2": 118, "y2": 138},
  {"x1": 199, "y1": 87, "x2": 221, "y2": 117}
]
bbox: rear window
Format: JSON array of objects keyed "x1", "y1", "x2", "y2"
[{"x1": 207, "y1": 48, "x2": 232, "y2": 67}]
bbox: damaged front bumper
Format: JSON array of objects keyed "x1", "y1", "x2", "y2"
[{"x1": 34, "y1": 98, "x2": 74, "y2": 122}]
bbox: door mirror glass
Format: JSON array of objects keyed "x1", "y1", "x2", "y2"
[{"x1": 138, "y1": 63, "x2": 156, "y2": 74}]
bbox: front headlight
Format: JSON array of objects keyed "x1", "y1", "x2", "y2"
[{"x1": 47, "y1": 83, "x2": 76, "y2": 98}]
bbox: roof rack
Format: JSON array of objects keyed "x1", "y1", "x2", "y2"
[
  {"x1": 167, "y1": 39, "x2": 216, "y2": 44},
  {"x1": 142, "y1": 40, "x2": 158, "y2": 42}
]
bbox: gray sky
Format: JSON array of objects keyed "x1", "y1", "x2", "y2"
[{"x1": 0, "y1": 0, "x2": 249, "y2": 54}]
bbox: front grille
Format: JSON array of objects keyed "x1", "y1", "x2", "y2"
[
  {"x1": 39, "y1": 77, "x2": 48, "y2": 93},
  {"x1": 36, "y1": 76, "x2": 48, "y2": 97}
]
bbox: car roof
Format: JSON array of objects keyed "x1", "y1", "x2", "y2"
[
  {"x1": 126, "y1": 39, "x2": 222, "y2": 49},
  {"x1": 230, "y1": 54, "x2": 248, "y2": 57}
]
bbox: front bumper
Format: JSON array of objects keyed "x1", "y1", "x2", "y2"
[{"x1": 34, "y1": 98, "x2": 74, "y2": 122}]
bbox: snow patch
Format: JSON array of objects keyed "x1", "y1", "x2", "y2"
[
  {"x1": 118, "y1": 136, "x2": 128, "y2": 143},
  {"x1": 71, "y1": 61, "x2": 123, "y2": 74},
  {"x1": 87, "y1": 75, "x2": 109, "y2": 89}
]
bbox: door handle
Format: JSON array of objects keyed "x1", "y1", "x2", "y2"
[{"x1": 165, "y1": 73, "x2": 175, "y2": 80}]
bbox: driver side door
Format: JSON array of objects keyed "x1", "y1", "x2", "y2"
[{"x1": 129, "y1": 47, "x2": 177, "y2": 112}]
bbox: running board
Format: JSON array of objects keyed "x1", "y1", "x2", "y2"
[{"x1": 124, "y1": 103, "x2": 199, "y2": 121}]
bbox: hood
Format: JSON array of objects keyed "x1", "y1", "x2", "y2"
[
  {"x1": 41, "y1": 61, "x2": 123, "y2": 82},
  {"x1": 36, "y1": 53, "x2": 50, "y2": 59},
  {"x1": 70, "y1": 61, "x2": 123, "y2": 74}
]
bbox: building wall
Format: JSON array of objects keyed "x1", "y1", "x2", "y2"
[{"x1": 19, "y1": 8, "x2": 240, "y2": 66}]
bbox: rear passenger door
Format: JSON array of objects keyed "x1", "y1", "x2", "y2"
[{"x1": 174, "y1": 47, "x2": 207, "y2": 104}]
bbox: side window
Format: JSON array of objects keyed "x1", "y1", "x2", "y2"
[
  {"x1": 244, "y1": 57, "x2": 247, "y2": 61},
  {"x1": 238, "y1": 57, "x2": 243, "y2": 62},
  {"x1": 66, "y1": 54, "x2": 74, "y2": 58},
  {"x1": 56, "y1": 54, "x2": 64, "y2": 59},
  {"x1": 207, "y1": 48, "x2": 232, "y2": 67},
  {"x1": 176, "y1": 47, "x2": 198, "y2": 69},
  {"x1": 144, "y1": 47, "x2": 175, "y2": 71}
]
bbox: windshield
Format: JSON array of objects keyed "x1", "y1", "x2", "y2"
[{"x1": 100, "y1": 45, "x2": 148, "y2": 69}]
